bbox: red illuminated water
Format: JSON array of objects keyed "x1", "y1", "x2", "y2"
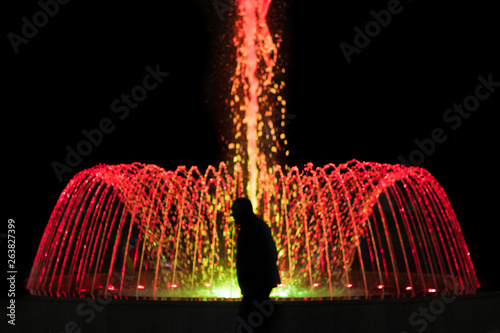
[
  {"x1": 28, "y1": 0, "x2": 478, "y2": 299},
  {"x1": 228, "y1": 0, "x2": 284, "y2": 208},
  {"x1": 28, "y1": 160, "x2": 478, "y2": 299}
]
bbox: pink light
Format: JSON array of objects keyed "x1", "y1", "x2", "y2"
[
  {"x1": 137, "y1": 284, "x2": 145, "y2": 289},
  {"x1": 204, "y1": 283, "x2": 211, "y2": 287},
  {"x1": 171, "y1": 284, "x2": 178, "y2": 288},
  {"x1": 427, "y1": 288, "x2": 437, "y2": 293},
  {"x1": 313, "y1": 283, "x2": 320, "y2": 287},
  {"x1": 377, "y1": 284, "x2": 384, "y2": 289},
  {"x1": 107, "y1": 285, "x2": 115, "y2": 291},
  {"x1": 346, "y1": 283, "x2": 353, "y2": 288},
  {"x1": 405, "y1": 286, "x2": 413, "y2": 291}
]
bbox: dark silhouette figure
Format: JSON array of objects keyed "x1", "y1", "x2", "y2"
[{"x1": 232, "y1": 198, "x2": 281, "y2": 333}]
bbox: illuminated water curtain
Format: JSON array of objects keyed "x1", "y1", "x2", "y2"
[{"x1": 28, "y1": 0, "x2": 477, "y2": 299}]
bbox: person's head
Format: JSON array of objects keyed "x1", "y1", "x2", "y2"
[{"x1": 231, "y1": 197, "x2": 254, "y2": 225}]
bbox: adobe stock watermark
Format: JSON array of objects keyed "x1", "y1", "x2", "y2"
[
  {"x1": 339, "y1": 0, "x2": 408, "y2": 64},
  {"x1": 236, "y1": 298, "x2": 284, "y2": 333},
  {"x1": 7, "y1": 0, "x2": 71, "y2": 54},
  {"x1": 273, "y1": 106, "x2": 298, "y2": 134},
  {"x1": 51, "y1": 63, "x2": 169, "y2": 182},
  {"x1": 50, "y1": 272, "x2": 134, "y2": 333},
  {"x1": 212, "y1": 0, "x2": 236, "y2": 21},
  {"x1": 399, "y1": 281, "x2": 460, "y2": 333},
  {"x1": 398, "y1": 73, "x2": 499, "y2": 167}
]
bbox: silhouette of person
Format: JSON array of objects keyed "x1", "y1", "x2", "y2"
[{"x1": 232, "y1": 198, "x2": 281, "y2": 333}]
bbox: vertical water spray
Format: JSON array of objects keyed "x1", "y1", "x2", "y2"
[{"x1": 229, "y1": 0, "x2": 283, "y2": 210}]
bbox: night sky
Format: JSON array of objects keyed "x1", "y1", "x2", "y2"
[{"x1": 5, "y1": 0, "x2": 499, "y2": 294}]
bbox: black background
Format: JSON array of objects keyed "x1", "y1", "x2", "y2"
[{"x1": 4, "y1": 0, "x2": 499, "y2": 297}]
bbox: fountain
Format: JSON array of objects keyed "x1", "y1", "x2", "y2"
[{"x1": 28, "y1": 0, "x2": 478, "y2": 300}]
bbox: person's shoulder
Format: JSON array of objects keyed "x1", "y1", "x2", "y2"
[
  {"x1": 252, "y1": 214, "x2": 264, "y2": 224},
  {"x1": 255, "y1": 216, "x2": 271, "y2": 231}
]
